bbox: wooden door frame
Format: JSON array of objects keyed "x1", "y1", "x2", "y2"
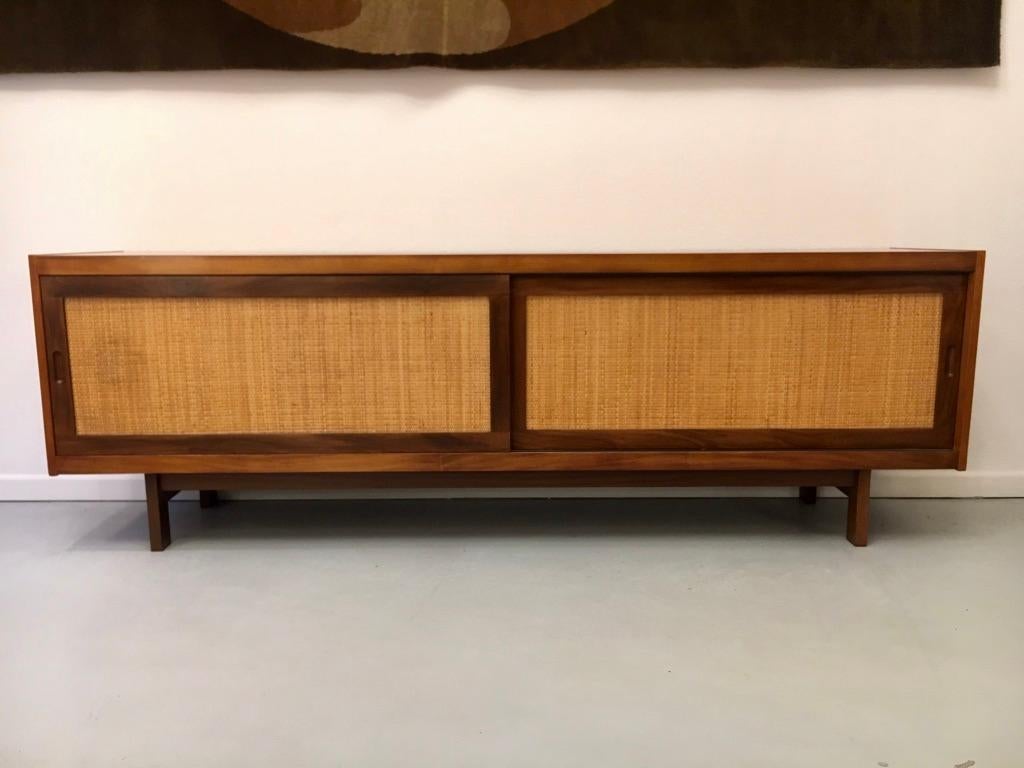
[
  {"x1": 511, "y1": 273, "x2": 968, "y2": 452},
  {"x1": 36, "y1": 274, "x2": 512, "y2": 461}
]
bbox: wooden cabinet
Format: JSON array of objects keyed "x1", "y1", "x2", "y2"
[{"x1": 30, "y1": 251, "x2": 984, "y2": 550}]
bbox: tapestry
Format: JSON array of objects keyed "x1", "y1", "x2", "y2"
[{"x1": 0, "y1": 0, "x2": 1002, "y2": 72}]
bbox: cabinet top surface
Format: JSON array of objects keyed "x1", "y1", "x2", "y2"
[{"x1": 29, "y1": 250, "x2": 984, "y2": 275}]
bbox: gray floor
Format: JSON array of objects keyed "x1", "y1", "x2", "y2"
[{"x1": 1, "y1": 497, "x2": 1021, "y2": 767}]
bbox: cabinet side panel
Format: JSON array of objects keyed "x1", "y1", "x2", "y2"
[
  {"x1": 29, "y1": 261, "x2": 57, "y2": 472},
  {"x1": 954, "y1": 253, "x2": 985, "y2": 470}
]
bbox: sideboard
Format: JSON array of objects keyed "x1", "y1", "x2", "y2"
[{"x1": 29, "y1": 251, "x2": 984, "y2": 550}]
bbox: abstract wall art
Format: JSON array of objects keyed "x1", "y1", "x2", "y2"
[{"x1": 0, "y1": 0, "x2": 1002, "y2": 72}]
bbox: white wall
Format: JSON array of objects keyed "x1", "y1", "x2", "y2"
[{"x1": 2, "y1": 6, "x2": 1022, "y2": 501}]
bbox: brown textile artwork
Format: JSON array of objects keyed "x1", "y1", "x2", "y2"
[{"x1": 0, "y1": 0, "x2": 1002, "y2": 72}]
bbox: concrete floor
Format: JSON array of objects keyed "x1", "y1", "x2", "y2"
[{"x1": 0, "y1": 497, "x2": 1021, "y2": 767}]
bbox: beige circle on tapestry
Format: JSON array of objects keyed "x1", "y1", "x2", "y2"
[
  {"x1": 301, "y1": 0, "x2": 511, "y2": 56},
  {"x1": 222, "y1": 0, "x2": 363, "y2": 33},
  {"x1": 221, "y1": 0, "x2": 616, "y2": 54}
]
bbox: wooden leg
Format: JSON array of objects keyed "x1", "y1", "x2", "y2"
[
  {"x1": 199, "y1": 490, "x2": 220, "y2": 509},
  {"x1": 844, "y1": 470, "x2": 871, "y2": 547},
  {"x1": 799, "y1": 486, "x2": 818, "y2": 505},
  {"x1": 145, "y1": 474, "x2": 174, "y2": 552}
]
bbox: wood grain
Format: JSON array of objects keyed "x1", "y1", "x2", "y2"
[
  {"x1": 29, "y1": 251, "x2": 981, "y2": 276},
  {"x1": 512, "y1": 428, "x2": 949, "y2": 452},
  {"x1": 158, "y1": 470, "x2": 857, "y2": 491},
  {"x1": 145, "y1": 473, "x2": 173, "y2": 552},
  {"x1": 954, "y1": 251, "x2": 985, "y2": 469},
  {"x1": 51, "y1": 449, "x2": 957, "y2": 475},
  {"x1": 58, "y1": 433, "x2": 509, "y2": 455},
  {"x1": 845, "y1": 470, "x2": 872, "y2": 546},
  {"x1": 43, "y1": 274, "x2": 508, "y2": 298},
  {"x1": 28, "y1": 259, "x2": 56, "y2": 474}
]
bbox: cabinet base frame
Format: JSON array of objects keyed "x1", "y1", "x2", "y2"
[{"x1": 146, "y1": 469, "x2": 873, "y2": 551}]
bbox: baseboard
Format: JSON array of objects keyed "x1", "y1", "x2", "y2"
[{"x1": 1, "y1": 471, "x2": 1021, "y2": 501}]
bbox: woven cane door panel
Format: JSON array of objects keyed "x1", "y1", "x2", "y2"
[
  {"x1": 65, "y1": 296, "x2": 492, "y2": 436},
  {"x1": 525, "y1": 292, "x2": 944, "y2": 432}
]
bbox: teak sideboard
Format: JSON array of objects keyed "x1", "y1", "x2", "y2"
[{"x1": 29, "y1": 251, "x2": 985, "y2": 550}]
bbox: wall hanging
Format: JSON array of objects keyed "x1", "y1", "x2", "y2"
[{"x1": 0, "y1": 0, "x2": 1002, "y2": 72}]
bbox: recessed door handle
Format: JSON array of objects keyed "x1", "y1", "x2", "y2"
[
  {"x1": 946, "y1": 345, "x2": 958, "y2": 378},
  {"x1": 52, "y1": 350, "x2": 66, "y2": 385}
]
